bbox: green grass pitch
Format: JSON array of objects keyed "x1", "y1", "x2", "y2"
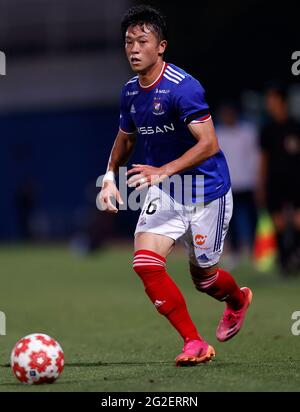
[{"x1": 0, "y1": 244, "x2": 300, "y2": 392}]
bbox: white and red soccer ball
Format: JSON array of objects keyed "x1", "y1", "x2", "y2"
[{"x1": 10, "y1": 333, "x2": 64, "y2": 384}]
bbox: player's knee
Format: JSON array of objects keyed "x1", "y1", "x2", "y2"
[{"x1": 190, "y1": 263, "x2": 218, "y2": 293}]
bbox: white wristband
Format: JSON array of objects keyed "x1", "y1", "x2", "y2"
[{"x1": 103, "y1": 171, "x2": 116, "y2": 184}]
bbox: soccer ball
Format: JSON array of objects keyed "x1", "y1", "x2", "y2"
[{"x1": 10, "y1": 333, "x2": 64, "y2": 384}]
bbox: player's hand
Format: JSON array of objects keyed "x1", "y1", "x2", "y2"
[
  {"x1": 126, "y1": 164, "x2": 168, "y2": 190},
  {"x1": 97, "y1": 181, "x2": 124, "y2": 213}
]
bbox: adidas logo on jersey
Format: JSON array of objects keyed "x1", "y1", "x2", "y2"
[{"x1": 130, "y1": 104, "x2": 136, "y2": 114}]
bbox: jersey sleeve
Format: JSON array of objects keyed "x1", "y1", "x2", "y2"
[
  {"x1": 173, "y1": 77, "x2": 210, "y2": 124},
  {"x1": 119, "y1": 87, "x2": 136, "y2": 134}
]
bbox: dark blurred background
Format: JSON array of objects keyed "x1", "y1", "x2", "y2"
[{"x1": 0, "y1": 0, "x2": 299, "y2": 256}]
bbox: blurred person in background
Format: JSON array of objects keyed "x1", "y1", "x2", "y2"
[
  {"x1": 15, "y1": 181, "x2": 36, "y2": 240},
  {"x1": 258, "y1": 85, "x2": 300, "y2": 275},
  {"x1": 13, "y1": 143, "x2": 36, "y2": 240},
  {"x1": 70, "y1": 182, "x2": 113, "y2": 256},
  {"x1": 216, "y1": 103, "x2": 259, "y2": 267}
]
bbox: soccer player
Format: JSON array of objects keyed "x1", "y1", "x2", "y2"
[
  {"x1": 258, "y1": 84, "x2": 300, "y2": 274},
  {"x1": 98, "y1": 5, "x2": 252, "y2": 366}
]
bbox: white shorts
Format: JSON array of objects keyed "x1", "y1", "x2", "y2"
[{"x1": 135, "y1": 185, "x2": 233, "y2": 268}]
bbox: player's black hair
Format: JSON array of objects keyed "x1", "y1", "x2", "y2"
[{"x1": 121, "y1": 4, "x2": 168, "y2": 42}]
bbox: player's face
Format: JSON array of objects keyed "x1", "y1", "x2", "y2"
[{"x1": 125, "y1": 24, "x2": 166, "y2": 73}]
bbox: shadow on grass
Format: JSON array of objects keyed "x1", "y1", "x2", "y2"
[
  {"x1": 0, "y1": 380, "x2": 79, "y2": 387},
  {"x1": 2, "y1": 358, "x2": 300, "y2": 370},
  {"x1": 0, "y1": 361, "x2": 171, "y2": 369},
  {"x1": 66, "y1": 361, "x2": 171, "y2": 367}
]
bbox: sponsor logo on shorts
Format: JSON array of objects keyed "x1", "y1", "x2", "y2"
[
  {"x1": 197, "y1": 254, "x2": 210, "y2": 263},
  {"x1": 195, "y1": 234, "x2": 207, "y2": 246}
]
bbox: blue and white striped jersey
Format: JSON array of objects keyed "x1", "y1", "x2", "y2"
[{"x1": 120, "y1": 62, "x2": 231, "y2": 203}]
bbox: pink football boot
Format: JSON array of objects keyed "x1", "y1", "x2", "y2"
[
  {"x1": 175, "y1": 338, "x2": 215, "y2": 367},
  {"x1": 216, "y1": 287, "x2": 253, "y2": 342}
]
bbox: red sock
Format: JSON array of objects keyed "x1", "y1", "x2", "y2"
[
  {"x1": 133, "y1": 250, "x2": 201, "y2": 341},
  {"x1": 191, "y1": 267, "x2": 244, "y2": 310}
]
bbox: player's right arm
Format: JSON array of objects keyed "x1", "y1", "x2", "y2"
[{"x1": 98, "y1": 129, "x2": 136, "y2": 213}]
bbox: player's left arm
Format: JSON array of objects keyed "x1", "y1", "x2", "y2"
[{"x1": 127, "y1": 118, "x2": 220, "y2": 189}]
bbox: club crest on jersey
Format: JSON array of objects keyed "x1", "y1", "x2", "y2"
[{"x1": 153, "y1": 98, "x2": 165, "y2": 116}]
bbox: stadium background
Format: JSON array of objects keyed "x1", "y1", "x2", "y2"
[{"x1": 0, "y1": 0, "x2": 300, "y2": 392}]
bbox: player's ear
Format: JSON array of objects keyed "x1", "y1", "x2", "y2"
[{"x1": 158, "y1": 40, "x2": 167, "y2": 56}]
